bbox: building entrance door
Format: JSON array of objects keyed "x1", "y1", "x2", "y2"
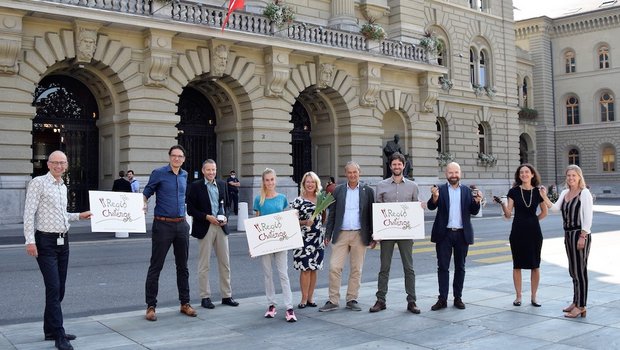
[{"x1": 290, "y1": 101, "x2": 312, "y2": 187}]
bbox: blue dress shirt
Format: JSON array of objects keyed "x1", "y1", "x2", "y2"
[{"x1": 143, "y1": 164, "x2": 188, "y2": 218}]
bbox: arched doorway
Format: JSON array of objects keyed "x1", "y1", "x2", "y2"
[
  {"x1": 176, "y1": 86, "x2": 217, "y2": 183},
  {"x1": 32, "y1": 75, "x2": 99, "y2": 212},
  {"x1": 290, "y1": 100, "x2": 312, "y2": 186}
]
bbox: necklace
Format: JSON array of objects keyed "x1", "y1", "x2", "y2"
[{"x1": 520, "y1": 186, "x2": 533, "y2": 208}]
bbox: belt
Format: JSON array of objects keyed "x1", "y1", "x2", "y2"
[
  {"x1": 448, "y1": 228, "x2": 463, "y2": 232},
  {"x1": 154, "y1": 216, "x2": 185, "y2": 223},
  {"x1": 36, "y1": 230, "x2": 67, "y2": 236}
]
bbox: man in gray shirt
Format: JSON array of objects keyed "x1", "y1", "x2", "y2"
[{"x1": 370, "y1": 152, "x2": 421, "y2": 314}]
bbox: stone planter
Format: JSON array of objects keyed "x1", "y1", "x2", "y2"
[{"x1": 365, "y1": 39, "x2": 382, "y2": 53}]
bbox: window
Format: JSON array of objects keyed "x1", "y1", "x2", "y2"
[
  {"x1": 437, "y1": 39, "x2": 446, "y2": 67},
  {"x1": 470, "y1": 46, "x2": 492, "y2": 89},
  {"x1": 603, "y1": 146, "x2": 615, "y2": 172},
  {"x1": 599, "y1": 46, "x2": 610, "y2": 69},
  {"x1": 478, "y1": 124, "x2": 486, "y2": 154},
  {"x1": 565, "y1": 51, "x2": 576, "y2": 73},
  {"x1": 522, "y1": 78, "x2": 528, "y2": 107},
  {"x1": 436, "y1": 118, "x2": 448, "y2": 154},
  {"x1": 566, "y1": 96, "x2": 580, "y2": 125},
  {"x1": 479, "y1": 51, "x2": 487, "y2": 86},
  {"x1": 568, "y1": 148, "x2": 580, "y2": 166},
  {"x1": 470, "y1": 49, "x2": 476, "y2": 85},
  {"x1": 600, "y1": 93, "x2": 615, "y2": 122}
]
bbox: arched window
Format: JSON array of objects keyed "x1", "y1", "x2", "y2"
[
  {"x1": 437, "y1": 39, "x2": 446, "y2": 67},
  {"x1": 469, "y1": 48, "x2": 476, "y2": 85},
  {"x1": 600, "y1": 92, "x2": 615, "y2": 122},
  {"x1": 522, "y1": 77, "x2": 528, "y2": 107},
  {"x1": 436, "y1": 118, "x2": 448, "y2": 154},
  {"x1": 599, "y1": 46, "x2": 610, "y2": 69},
  {"x1": 565, "y1": 51, "x2": 576, "y2": 73},
  {"x1": 566, "y1": 96, "x2": 580, "y2": 125},
  {"x1": 478, "y1": 123, "x2": 487, "y2": 154},
  {"x1": 602, "y1": 146, "x2": 615, "y2": 172},
  {"x1": 479, "y1": 51, "x2": 487, "y2": 86},
  {"x1": 568, "y1": 148, "x2": 580, "y2": 166}
]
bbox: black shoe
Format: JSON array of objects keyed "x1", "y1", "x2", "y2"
[
  {"x1": 222, "y1": 297, "x2": 239, "y2": 307},
  {"x1": 454, "y1": 298, "x2": 466, "y2": 309},
  {"x1": 531, "y1": 300, "x2": 542, "y2": 307},
  {"x1": 45, "y1": 333, "x2": 76, "y2": 341},
  {"x1": 513, "y1": 299, "x2": 522, "y2": 306},
  {"x1": 431, "y1": 298, "x2": 447, "y2": 311},
  {"x1": 407, "y1": 301, "x2": 421, "y2": 314},
  {"x1": 55, "y1": 337, "x2": 74, "y2": 350},
  {"x1": 201, "y1": 298, "x2": 215, "y2": 309},
  {"x1": 306, "y1": 301, "x2": 317, "y2": 307}
]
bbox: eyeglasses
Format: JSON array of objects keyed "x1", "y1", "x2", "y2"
[
  {"x1": 48, "y1": 161, "x2": 67, "y2": 166},
  {"x1": 170, "y1": 154, "x2": 185, "y2": 159}
]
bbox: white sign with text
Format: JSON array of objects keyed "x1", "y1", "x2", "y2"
[
  {"x1": 372, "y1": 202, "x2": 425, "y2": 240},
  {"x1": 244, "y1": 210, "x2": 303, "y2": 257},
  {"x1": 89, "y1": 191, "x2": 146, "y2": 233}
]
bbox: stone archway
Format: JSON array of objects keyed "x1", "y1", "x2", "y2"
[
  {"x1": 519, "y1": 132, "x2": 534, "y2": 165},
  {"x1": 32, "y1": 74, "x2": 99, "y2": 212}
]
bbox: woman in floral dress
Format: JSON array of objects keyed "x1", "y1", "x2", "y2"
[{"x1": 291, "y1": 171, "x2": 325, "y2": 309}]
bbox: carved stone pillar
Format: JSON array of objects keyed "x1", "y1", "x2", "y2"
[
  {"x1": 143, "y1": 29, "x2": 173, "y2": 87},
  {"x1": 419, "y1": 72, "x2": 441, "y2": 113},
  {"x1": 359, "y1": 62, "x2": 382, "y2": 107},
  {"x1": 328, "y1": 0, "x2": 357, "y2": 32},
  {"x1": 264, "y1": 47, "x2": 290, "y2": 97}
]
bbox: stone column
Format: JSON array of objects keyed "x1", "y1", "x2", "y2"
[{"x1": 328, "y1": 0, "x2": 357, "y2": 32}]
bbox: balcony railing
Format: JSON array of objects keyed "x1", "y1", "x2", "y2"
[{"x1": 43, "y1": 0, "x2": 430, "y2": 64}]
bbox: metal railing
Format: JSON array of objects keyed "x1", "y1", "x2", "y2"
[{"x1": 43, "y1": 0, "x2": 430, "y2": 63}]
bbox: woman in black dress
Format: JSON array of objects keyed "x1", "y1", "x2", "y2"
[{"x1": 498, "y1": 164, "x2": 547, "y2": 307}]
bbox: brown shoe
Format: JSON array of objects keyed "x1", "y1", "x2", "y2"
[
  {"x1": 369, "y1": 300, "x2": 386, "y2": 313},
  {"x1": 180, "y1": 303, "x2": 197, "y2": 317},
  {"x1": 407, "y1": 301, "x2": 421, "y2": 314},
  {"x1": 454, "y1": 298, "x2": 466, "y2": 310},
  {"x1": 145, "y1": 306, "x2": 157, "y2": 321},
  {"x1": 430, "y1": 298, "x2": 447, "y2": 311}
]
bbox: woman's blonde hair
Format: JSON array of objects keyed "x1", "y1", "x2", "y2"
[
  {"x1": 259, "y1": 168, "x2": 276, "y2": 206},
  {"x1": 565, "y1": 164, "x2": 586, "y2": 189},
  {"x1": 299, "y1": 171, "x2": 322, "y2": 197}
]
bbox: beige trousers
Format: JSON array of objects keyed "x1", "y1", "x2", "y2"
[
  {"x1": 328, "y1": 230, "x2": 367, "y2": 304},
  {"x1": 197, "y1": 224, "x2": 232, "y2": 299}
]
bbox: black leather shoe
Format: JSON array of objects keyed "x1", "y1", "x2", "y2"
[
  {"x1": 531, "y1": 300, "x2": 542, "y2": 307},
  {"x1": 431, "y1": 298, "x2": 447, "y2": 311},
  {"x1": 407, "y1": 301, "x2": 421, "y2": 314},
  {"x1": 222, "y1": 297, "x2": 239, "y2": 307},
  {"x1": 55, "y1": 337, "x2": 74, "y2": 350},
  {"x1": 454, "y1": 298, "x2": 466, "y2": 309},
  {"x1": 201, "y1": 298, "x2": 215, "y2": 309},
  {"x1": 45, "y1": 333, "x2": 76, "y2": 341}
]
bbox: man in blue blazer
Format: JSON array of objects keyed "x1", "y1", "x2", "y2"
[
  {"x1": 319, "y1": 161, "x2": 375, "y2": 312},
  {"x1": 186, "y1": 159, "x2": 239, "y2": 310},
  {"x1": 427, "y1": 162, "x2": 482, "y2": 310}
]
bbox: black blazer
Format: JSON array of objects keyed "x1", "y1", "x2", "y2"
[
  {"x1": 186, "y1": 178, "x2": 229, "y2": 239},
  {"x1": 427, "y1": 183, "x2": 480, "y2": 245},
  {"x1": 325, "y1": 182, "x2": 375, "y2": 245},
  {"x1": 112, "y1": 178, "x2": 132, "y2": 192}
]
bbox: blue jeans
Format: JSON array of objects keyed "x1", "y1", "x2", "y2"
[
  {"x1": 35, "y1": 231, "x2": 69, "y2": 340},
  {"x1": 435, "y1": 230, "x2": 469, "y2": 300}
]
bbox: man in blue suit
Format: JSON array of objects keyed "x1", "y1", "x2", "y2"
[{"x1": 427, "y1": 162, "x2": 483, "y2": 310}]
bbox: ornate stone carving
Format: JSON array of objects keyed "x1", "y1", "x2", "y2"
[
  {"x1": 211, "y1": 44, "x2": 228, "y2": 77},
  {"x1": 143, "y1": 29, "x2": 173, "y2": 87},
  {"x1": 359, "y1": 62, "x2": 382, "y2": 107},
  {"x1": 317, "y1": 63, "x2": 334, "y2": 89},
  {"x1": 75, "y1": 28, "x2": 97, "y2": 63},
  {"x1": 264, "y1": 47, "x2": 290, "y2": 97},
  {"x1": 145, "y1": 55, "x2": 172, "y2": 86},
  {"x1": 0, "y1": 39, "x2": 20, "y2": 74},
  {"x1": 418, "y1": 72, "x2": 441, "y2": 113}
]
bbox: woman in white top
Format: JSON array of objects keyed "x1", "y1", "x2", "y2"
[{"x1": 540, "y1": 165, "x2": 593, "y2": 318}]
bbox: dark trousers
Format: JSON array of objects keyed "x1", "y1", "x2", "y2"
[
  {"x1": 145, "y1": 220, "x2": 190, "y2": 307},
  {"x1": 435, "y1": 230, "x2": 469, "y2": 300},
  {"x1": 228, "y1": 191, "x2": 239, "y2": 215},
  {"x1": 35, "y1": 231, "x2": 69, "y2": 340},
  {"x1": 376, "y1": 239, "x2": 416, "y2": 302}
]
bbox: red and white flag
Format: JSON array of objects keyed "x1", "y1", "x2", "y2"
[{"x1": 221, "y1": 0, "x2": 245, "y2": 31}]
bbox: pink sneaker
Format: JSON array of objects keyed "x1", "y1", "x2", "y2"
[
  {"x1": 285, "y1": 308, "x2": 297, "y2": 322},
  {"x1": 264, "y1": 305, "x2": 276, "y2": 318}
]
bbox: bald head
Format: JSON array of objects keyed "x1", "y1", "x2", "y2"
[
  {"x1": 445, "y1": 162, "x2": 461, "y2": 186},
  {"x1": 47, "y1": 150, "x2": 68, "y2": 180}
]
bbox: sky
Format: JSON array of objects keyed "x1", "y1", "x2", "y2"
[{"x1": 512, "y1": 0, "x2": 612, "y2": 20}]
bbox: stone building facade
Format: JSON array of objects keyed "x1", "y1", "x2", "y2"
[
  {"x1": 0, "y1": 0, "x2": 520, "y2": 224},
  {"x1": 516, "y1": 4, "x2": 620, "y2": 196}
]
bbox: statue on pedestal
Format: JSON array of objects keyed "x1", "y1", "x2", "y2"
[{"x1": 383, "y1": 134, "x2": 402, "y2": 178}]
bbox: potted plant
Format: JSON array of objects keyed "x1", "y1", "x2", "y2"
[
  {"x1": 437, "y1": 152, "x2": 455, "y2": 166},
  {"x1": 477, "y1": 152, "x2": 497, "y2": 167},
  {"x1": 263, "y1": 0, "x2": 295, "y2": 29},
  {"x1": 472, "y1": 83, "x2": 485, "y2": 96},
  {"x1": 419, "y1": 31, "x2": 444, "y2": 55},
  {"x1": 518, "y1": 107, "x2": 538, "y2": 119},
  {"x1": 360, "y1": 19, "x2": 386, "y2": 41},
  {"x1": 485, "y1": 86, "x2": 497, "y2": 98}
]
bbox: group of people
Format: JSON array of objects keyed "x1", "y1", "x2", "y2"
[
  {"x1": 497, "y1": 163, "x2": 593, "y2": 318},
  {"x1": 112, "y1": 170, "x2": 140, "y2": 193},
  {"x1": 23, "y1": 147, "x2": 593, "y2": 349}
]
